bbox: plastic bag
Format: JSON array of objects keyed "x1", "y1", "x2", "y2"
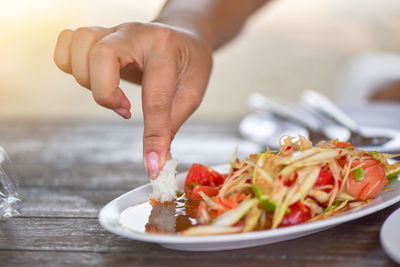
[{"x1": 0, "y1": 147, "x2": 20, "y2": 217}]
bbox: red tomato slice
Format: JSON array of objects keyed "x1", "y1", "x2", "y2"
[
  {"x1": 184, "y1": 164, "x2": 225, "y2": 199},
  {"x1": 345, "y1": 159, "x2": 386, "y2": 200},
  {"x1": 279, "y1": 201, "x2": 311, "y2": 227},
  {"x1": 315, "y1": 168, "x2": 334, "y2": 187},
  {"x1": 191, "y1": 186, "x2": 220, "y2": 200}
]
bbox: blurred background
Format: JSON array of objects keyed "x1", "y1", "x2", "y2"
[{"x1": 1, "y1": 0, "x2": 400, "y2": 121}]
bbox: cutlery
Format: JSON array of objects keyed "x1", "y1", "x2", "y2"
[
  {"x1": 248, "y1": 93, "x2": 329, "y2": 143},
  {"x1": 301, "y1": 90, "x2": 391, "y2": 147}
]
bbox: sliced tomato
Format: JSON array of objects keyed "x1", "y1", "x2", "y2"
[
  {"x1": 191, "y1": 185, "x2": 220, "y2": 200},
  {"x1": 344, "y1": 159, "x2": 386, "y2": 200},
  {"x1": 314, "y1": 168, "x2": 334, "y2": 188},
  {"x1": 184, "y1": 164, "x2": 225, "y2": 199},
  {"x1": 279, "y1": 201, "x2": 311, "y2": 227}
]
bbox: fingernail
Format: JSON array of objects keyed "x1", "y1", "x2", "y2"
[
  {"x1": 114, "y1": 108, "x2": 131, "y2": 119},
  {"x1": 147, "y1": 151, "x2": 160, "y2": 180}
]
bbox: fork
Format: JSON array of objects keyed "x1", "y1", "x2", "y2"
[
  {"x1": 301, "y1": 90, "x2": 391, "y2": 147},
  {"x1": 248, "y1": 93, "x2": 330, "y2": 143}
]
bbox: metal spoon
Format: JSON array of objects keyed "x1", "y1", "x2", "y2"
[
  {"x1": 301, "y1": 90, "x2": 391, "y2": 147},
  {"x1": 248, "y1": 93, "x2": 330, "y2": 143}
]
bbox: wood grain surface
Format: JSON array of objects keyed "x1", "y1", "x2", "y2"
[{"x1": 0, "y1": 120, "x2": 398, "y2": 267}]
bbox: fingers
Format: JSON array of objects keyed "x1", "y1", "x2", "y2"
[
  {"x1": 170, "y1": 64, "x2": 211, "y2": 133},
  {"x1": 144, "y1": 67, "x2": 209, "y2": 181},
  {"x1": 169, "y1": 45, "x2": 212, "y2": 140},
  {"x1": 54, "y1": 29, "x2": 73, "y2": 73},
  {"x1": 55, "y1": 26, "x2": 132, "y2": 118},
  {"x1": 142, "y1": 53, "x2": 177, "y2": 179},
  {"x1": 170, "y1": 87, "x2": 205, "y2": 136},
  {"x1": 70, "y1": 27, "x2": 112, "y2": 88},
  {"x1": 89, "y1": 34, "x2": 132, "y2": 118}
]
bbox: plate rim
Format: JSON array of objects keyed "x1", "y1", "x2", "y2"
[{"x1": 99, "y1": 164, "x2": 400, "y2": 245}]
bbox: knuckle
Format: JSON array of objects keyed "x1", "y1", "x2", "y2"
[
  {"x1": 54, "y1": 30, "x2": 73, "y2": 72},
  {"x1": 93, "y1": 92, "x2": 113, "y2": 107},
  {"x1": 189, "y1": 99, "x2": 201, "y2": 112},
  {"x1": 53, "y1": 53, "x2": 68, "y2": 72},
  {"x1": 186, "y1": 90, "x2": 204, "y2": 111},
  {"x1": 156, "y1": 26, "x2": 174, "y2": 40},
  {"x1": 151, "y1": 26, "x2": 175, "y2": 50},
  {"x1": 169, "y1": 128, "x2": 177, "y2": 141},
  {"x1": 74, "y1": 76, "x2": 89, "y2": 88},
  {"x1": 143, "y1": 129, "x2": 173, "y2": 147},
  {"x1": 74, "y1": 27, "x2": 99, "y2": 42},
  {"x1": 144, "y1": 91, "x2": 170, "y2": 112},
  {"x1": 191, "y1": 95, "x2": 203, "y2": 110},
  {"x1": 59, "y1": 29, "x2": 73, "y2": 39},
  {"x1": 89, "y1": 42, "x2": 115, "y2": 59}
]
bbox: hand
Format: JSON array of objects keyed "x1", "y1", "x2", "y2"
[{"x1": 54, "y1": 22, "x2": 213, "y2": 179}]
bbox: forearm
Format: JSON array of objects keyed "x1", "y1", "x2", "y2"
[{"x1": 155, "y1": 0, "x2": 268, "y2": 50}]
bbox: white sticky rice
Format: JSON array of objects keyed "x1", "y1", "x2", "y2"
[{"x1": 150, "y1": 159, "x2": 178, "y2": 203}]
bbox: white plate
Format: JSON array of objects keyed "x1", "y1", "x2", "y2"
[
  {"x1": 381, "y1": 208, "x2": 400, "y2": 264},
  {"x1": 239, "y1": 113, "x2": 400, "y2": 153},
  {"x1": 99, "y1": 164, "x2": 400, "y2": 251}
]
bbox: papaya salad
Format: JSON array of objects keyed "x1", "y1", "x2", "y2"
[{"x1": 179, "y1": 136, "x2": 400, "y2": 235}]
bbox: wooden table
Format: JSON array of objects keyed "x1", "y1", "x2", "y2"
[{"x1": 0, "y1": 120, "x2": 398, "y2": 266}]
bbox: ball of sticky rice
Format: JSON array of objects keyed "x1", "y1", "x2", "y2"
[{"x1": 150, "y1": 159, "x2": 178, "y2": 203}]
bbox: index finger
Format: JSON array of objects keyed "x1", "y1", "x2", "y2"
[{"x1": 142, "y1": 53, "x2": 178, "y2": 179}]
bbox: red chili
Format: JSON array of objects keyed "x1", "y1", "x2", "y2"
[
  {"x1": 335, "y1": 142, "x2": 354, "y2": 149},
  {"x1": 284, "y1": 172, "x2": 298, "y2": 187}
]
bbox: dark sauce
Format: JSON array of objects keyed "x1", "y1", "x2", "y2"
[
  {"x1": 121, "y1": 195, "x2": 291, "y2": 234},
  {"x1": 144, "y1": 195, "x2": 200, "y2": 234}
]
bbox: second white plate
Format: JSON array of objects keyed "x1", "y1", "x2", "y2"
[{"x1": 380, "y1": 208, "x2": 400, "y2": 264}]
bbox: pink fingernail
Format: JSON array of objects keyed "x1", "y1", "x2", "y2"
[
  {"x1": 114, "y1": 108, "x2": 131, "y2": 119},
  {"x1": 147, "y1": 152, "x2": 160, "y2": 180}
]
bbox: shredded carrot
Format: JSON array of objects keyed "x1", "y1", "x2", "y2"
[
  {"x1": 236, "y1": 193, "x2": 247, "y2": 202},
  {"x1": 214, "y1": 197, "x2": 240, "y2": 210},
  {"x1": 217, "y1": 209, "x2": 225, "y2": 216},
  {"x1": 221, "y1": 198, "x2": 233, "y2": 208},
  {"x1": 214, "y1": 197, "x2": 223, "y2": 206},
  {"x1": 225, "y1": 198, "x2": 239, "y2": 209},
  {"x1": 208, "y1": 210, "x2": 220, "y2": 219}
]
